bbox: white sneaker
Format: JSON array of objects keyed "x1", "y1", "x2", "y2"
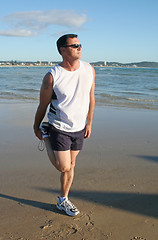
[
  {"x1": 38, "y1": 122, "x2": 49, "y2": 151},
  {"x1": 56, "y1": 197, "x2": 80, "y2": 216}
]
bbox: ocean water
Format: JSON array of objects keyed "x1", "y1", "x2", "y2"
[{"x1": 0, "y1": 66, "x2": 158, "y2": 110}]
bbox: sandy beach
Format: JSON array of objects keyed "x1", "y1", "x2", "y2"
[{"x1": 0, "y1": 103, "x2": 158, "y2": 240}]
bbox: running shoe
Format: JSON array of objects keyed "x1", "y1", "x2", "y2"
[
  {"x1": 56, "y1": 197, "x2": 80, "y2": 216},
  {"x1": 40, "y1": 122, "x2": 49, "y2": 138}
]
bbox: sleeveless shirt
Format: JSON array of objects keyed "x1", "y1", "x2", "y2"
[{"x1": 48, "y1": 60, "x2": 93, "y2": 132}]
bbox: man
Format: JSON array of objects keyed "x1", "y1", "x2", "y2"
[{"x1": 33, "y1": 34, "x2": 95, "y2": 216}]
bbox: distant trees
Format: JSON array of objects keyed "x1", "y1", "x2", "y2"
[{"x1": 11, "y1": 60, "x2": 17, "y2": 65}]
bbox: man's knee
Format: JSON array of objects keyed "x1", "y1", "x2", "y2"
[
  {"x1": 58, "y1": 161, "x2": 76, "y2": 172},
  {"x1": 58, "y1": 165, "x2": 71, "y2": 173}
]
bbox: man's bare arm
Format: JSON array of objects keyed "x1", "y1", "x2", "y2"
[
  {"x1": 33, "y1": 72, "x2": 53, "y2": 140},
  {"x1": 84, "y1": 66, "x2": 95, "y2": 139}
]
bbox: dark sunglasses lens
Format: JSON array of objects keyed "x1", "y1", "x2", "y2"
[
  {"x1": 63, "y1": 44, "x2": 82, "y2": 48},
  {"x1": 73, "y1": 44, "x2": 81, "y2": 48}
]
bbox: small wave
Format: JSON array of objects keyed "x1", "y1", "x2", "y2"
[
  {"x1": 119, "y1": 91, "x2": 146, "y2": 96},
  {"x1": 16, "y1": 88, "x2": 39, "y2": 92},
  {"x1": 150, "y1": 88, "x2": 158, "y2": 91},
  {"x1": 95, "y1": 99, "x2": 158, "y2": 110},
  {"x1": 97, "y1": 67, "x2": 114, "y2": 72},
  {"x1": 0, "y1": 92, "x2": 38, "y2": 101},
  {"x1": 127, "y1": 97, "x2": 158, "y2": 103},
  {"x1": 96, "y1": 93, "x2": 158, "y2": 103}
]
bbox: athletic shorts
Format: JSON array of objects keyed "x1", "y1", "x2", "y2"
[{"x1": 49, "y1": 125, "x2": 85, "y2": 151}]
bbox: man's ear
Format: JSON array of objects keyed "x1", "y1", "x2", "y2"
[{"x1": 60, "y1": 47, "x2": 65, "y2": 54}]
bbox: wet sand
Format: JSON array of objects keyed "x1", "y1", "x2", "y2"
[{"x1": 0, "y1": 103, "x2": 158, "y2": 240}]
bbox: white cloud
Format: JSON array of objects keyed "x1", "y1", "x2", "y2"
[
  {"x1": 0, "y1": 29, "x2": 36, "y2": 37},
  {"x1": 0, "y1": 10, "x2": 88, "y2": 37}
]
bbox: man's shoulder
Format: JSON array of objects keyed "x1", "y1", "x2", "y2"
[
  {"x1": 80, "y1": 60, "x2": 93, "y2": 72},
  {"x1": 80, "y1": 60, "x2": 90, "y2": 65},
  {"x1": 80, "y1": 60, "x2": 92, "y2": 69},
  {"x1": 49, "y1": 64, "x2": 62, "y2": 77},
  {"x1": 43, "y1": 72, "x2": 53, "y2": 84}
]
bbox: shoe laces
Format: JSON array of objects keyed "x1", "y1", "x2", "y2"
[{"x1": 61, "y1": 199, "x2": 76, "y2": 210}]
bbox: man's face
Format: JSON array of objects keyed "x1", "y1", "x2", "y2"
[{"x1": 62, "y1": 37, "x2": 82, "y2": 60}]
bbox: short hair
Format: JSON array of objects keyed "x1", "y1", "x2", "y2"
[{"x1": 56, "y1": 34, "x2": 78, "y2": 54}]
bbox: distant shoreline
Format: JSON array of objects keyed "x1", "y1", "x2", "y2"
[
  {"x1": 0, "y1": 60, "x2": 158, "y2": 68},
  {"x1": 0, "y1": 64, "x2": 158, "y2": 69}
]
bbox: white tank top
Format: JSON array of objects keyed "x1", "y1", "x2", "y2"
[{"x1": 48, "y1": 60, "x2": 93, "y2": 132}]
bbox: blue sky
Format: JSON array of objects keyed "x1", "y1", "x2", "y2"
[{"x1": 0, "y1": 0, "x2": 158, "y2": 63}]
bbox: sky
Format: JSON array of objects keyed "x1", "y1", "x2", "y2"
[{"x1": 0, "y1": 0, "x2": 158, "y2": 63}]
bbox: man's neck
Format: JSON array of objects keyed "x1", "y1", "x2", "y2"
[{"x1": 60, "y1": 59, "x2": 80, "y2": 72}]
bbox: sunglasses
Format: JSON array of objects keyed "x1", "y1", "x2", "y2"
[{"x1": 63, "y1": 44, "x2": 82, "y2": 49}]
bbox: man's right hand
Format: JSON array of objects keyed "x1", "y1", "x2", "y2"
[{"x1": 33, "y1": 125, "x2": 43, "y2": 140}]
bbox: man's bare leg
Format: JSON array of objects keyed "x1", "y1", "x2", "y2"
[
  {"x1": 44, "y1": 137, "x2": 80, "y2": 216},
  {"x1": 44, "y1": 138, "x2": 80, "y2": 198},
  {"x1": 60, "y1": 150, "x2": 80, "y2": 197}
]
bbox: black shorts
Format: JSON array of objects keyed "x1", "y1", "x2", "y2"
[{"x1": 49, "y1": 125, "x2": 85, "y2": 151}]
